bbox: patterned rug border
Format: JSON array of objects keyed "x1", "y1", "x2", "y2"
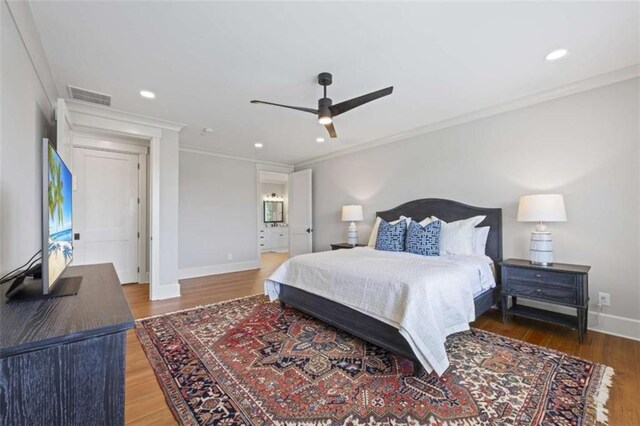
[
  {"x1": 135, "y1": 294, "x2": 615, "y2": 425},
  {"x1": 135, "y1": 293, "x2": 265, "y2": 321}
]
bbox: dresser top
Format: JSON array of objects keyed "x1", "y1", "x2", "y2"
[
  {"x1": 501, "y1": 258, "x2": 591, "y2": 274},
  {"x1": 1, "y1": 263, "x2": 135, "y2": 358}
]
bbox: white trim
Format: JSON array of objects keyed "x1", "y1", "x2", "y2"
[
  {"x1": 178, "y1": 260, "x2": 260, "y2": 280},
  {"x1": 73, "y1": 135, "x2": 149, "y2": 155},
  {"x1": 137, "y1": 153, "x2": 148, "y2": 284},
  {"x1": 149, "y1": 137, "x2": 161, "y2": 299},
  {"x1": 73, "y1": 130, "x2": 150, "y2": 147},
  {"x1": 181, "y1": 145, "x2": 293, "y2": 168},
  {"x1": 65, "y1": 99, "x2": 185, "y2": 132},
  {"x1": 518, "y1": 299, "x2": 640, "y2": 342},
  {"x1": 149, "y1": 283, "x2": 181, "y2": 301},
  {"x1": 295, "y1": 65, "x2": 640, "y2": 168}
]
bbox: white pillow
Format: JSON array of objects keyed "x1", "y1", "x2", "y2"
[
  {"x1": 367, "y1": 215, "x2": 412, "y2": 247},
  {"x1": 418, "y1": 217, "x2": 435, "y2": 227},
  {"x1": 432, "y1": 215, "x2": 486, "y2": 255},
  {"x1": 474, "y1": 226, "x2": 490, "y2": 256}
]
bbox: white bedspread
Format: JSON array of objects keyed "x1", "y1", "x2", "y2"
[{"x1": 264, "y1": 247, "x2": 495, "y2": 375}]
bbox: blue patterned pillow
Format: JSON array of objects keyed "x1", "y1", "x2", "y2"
[
  {"x1": 375, "y1": 219, "x2": 407, "y2": 252},
  {"x1": 405, "y1": 220, "x2": 441, "y2": 256}
]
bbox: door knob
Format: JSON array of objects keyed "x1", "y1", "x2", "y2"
[{"x1": 306, "y1": 228, "x2": 312, "y2": 233}]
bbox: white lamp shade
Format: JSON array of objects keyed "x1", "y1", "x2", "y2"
[
  {"x1": 341, "y1": 205, "x2": 364, "y2": 222},
  {"x1": 517, "y1": 194, "x2": 567, "y2": 222}
]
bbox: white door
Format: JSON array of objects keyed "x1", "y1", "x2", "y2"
[
  {"x1": 73, "y1": 148, "x2": 140, "y2": 283},
  {"x1": 288, "y1": 169, "x2": 312, "y2": 257}
]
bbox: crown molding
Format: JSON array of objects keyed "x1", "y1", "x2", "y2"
[
  {"x1": 295, "y1": 65, "x2": 640, "y2": 168},
  {"x1": 64, "y1": 99, "x2": 186, "y2": 132},
  {"x1": 180, "y1": 145, "x2": 294, "y2": 168}
]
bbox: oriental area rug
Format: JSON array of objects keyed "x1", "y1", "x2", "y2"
[{"x1": 135, "y1": 295, "x2": 613, "y2": 425}]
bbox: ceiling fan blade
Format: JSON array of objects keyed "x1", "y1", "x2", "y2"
[
  {"x1": 324, "y1": 121, "x2": 337, "y2": 138},
  {"x1": 329, "y1": 86, "x2": 394, "y2": 117},
  {"x1": 250, "y1": 100, "x2": 318, "y2": 114}
]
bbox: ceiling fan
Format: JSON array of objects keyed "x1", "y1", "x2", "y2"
[{"x1": 250, "y1": 72, "x2": 393, "y2": 138}]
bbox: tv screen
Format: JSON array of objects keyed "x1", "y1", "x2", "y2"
[{"x1": 44, "y1": 141, "x2": 73, "y2": 292}]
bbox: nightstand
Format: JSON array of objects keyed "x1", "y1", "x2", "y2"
[
  {"x1": 500, "y1": 258, "x2": 591, "y2": 342},
  {"x1": 330, "y1": 243, "x2": 366, "y2": 250}
]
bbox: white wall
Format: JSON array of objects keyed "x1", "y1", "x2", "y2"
[
  {"x1": 178, "y1": 151, "x2": 259, "y2": 278},
  {"x1": 299, "y1": 78, "x2": 639, "y2": 336},
  {"x1": 1, "y1": 1, "x2": 56, "y2": 274}
]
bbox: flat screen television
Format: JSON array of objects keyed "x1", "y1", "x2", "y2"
[
  {"x1": 42, "y1": 140, "x2": 74, "y2": 292},
  {"x1": 6, "y1": 139, "x2": 81, "y2": 301}
]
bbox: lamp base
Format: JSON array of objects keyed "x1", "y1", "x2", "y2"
[
  {"x1": 529, "y1": 230, "x2": 554, "y2": 266},
  {"x1": 347, "y1": 222, "x2": 358, "y2": 246},
  {"x1": 530, "y1": 260, "x2": 554, "y2": 266}
]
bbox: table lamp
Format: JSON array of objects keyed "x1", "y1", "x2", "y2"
[
  {"x1": 517, "y1": 194, "x2": 567, "y2": 265},
  {"x1": 342, "y1": 205, "x2": 364, "y2": 246}
]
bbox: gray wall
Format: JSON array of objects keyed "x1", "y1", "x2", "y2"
[
  {"x1": 299, "y1": 78, "x2": 639, "y2": 323},
  {"x1": 1, "y1": 2, "x2": 55, "y2": 273},
  {"x1": 178, "y1": 151, "x2": 258, "y2": 270}
]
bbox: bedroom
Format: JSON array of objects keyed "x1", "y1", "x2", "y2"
[{"x1": 1, "y1": 1, "x2": 638, "y2": 425}]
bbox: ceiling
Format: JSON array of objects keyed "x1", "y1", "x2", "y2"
[{"x1": 30, "y1": 1, "x2": 639, "y2": 165}]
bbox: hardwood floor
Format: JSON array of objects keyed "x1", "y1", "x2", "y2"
[{"x1": 123, "y1": 252, "x2": 639, "y2": 425}]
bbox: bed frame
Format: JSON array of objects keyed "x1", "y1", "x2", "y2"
[{"x1": 278, "y1": 198, "x2": 503, "y2": 372}]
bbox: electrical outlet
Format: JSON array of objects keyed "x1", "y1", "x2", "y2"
[
  {"x1": 227, "y1": 253, "x2": 233, "y2": 261},
  {"x1": 598, "y1": 292, "x2": 611, "y2": 307}
]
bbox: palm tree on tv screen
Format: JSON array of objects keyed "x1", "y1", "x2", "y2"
[{"x1": 48, "y1": 145, "x2": 65, "y2": 228}]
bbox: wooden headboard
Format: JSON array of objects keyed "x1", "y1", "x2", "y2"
[{"x1": 376, "y1": 198, "x2": 503, "y2": 264}]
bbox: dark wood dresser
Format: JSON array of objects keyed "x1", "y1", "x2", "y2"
[
  {"x1": 500, "y1": 258, "x2": 590, "y2": 342},
  {"x1": 0, "y1": 263, "x2": 135, "y2": 425}
]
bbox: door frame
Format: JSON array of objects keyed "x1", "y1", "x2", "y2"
[
  {"x1": 255, "y1": 164, "x2": 294, "y2": 266},
  {"x1": 73, "y1": 133, "x2": 149, "y2": 283},
  {"x1": 61, "y1": 98, "x2": 185, "y2": 300}
]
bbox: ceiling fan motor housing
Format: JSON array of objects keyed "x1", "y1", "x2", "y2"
[{"x1": 318, "y1": 97, "x2": 332, "y2": 120}]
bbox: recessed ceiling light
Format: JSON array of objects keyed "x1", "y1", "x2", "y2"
[
  {"x1": 254, "y1": 143, "x2": 263, "y2": 148},
  {"x1": 316, "y1": 137, "x2": 325, "y2": 143},
  {"x1": 545, "y1": 49, "x2": 568, "y2": 61},
  {"x1": 139, "y1": 90, "x2": 156, "y2": 99}
]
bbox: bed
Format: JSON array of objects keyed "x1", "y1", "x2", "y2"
[{"x1": 266, "y1": 198, "x2": 502, "y2": 375}]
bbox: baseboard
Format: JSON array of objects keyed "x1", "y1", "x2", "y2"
[
  {"x1": 150, "y1": 283, "x2": 181, "y2": 301},
  {"x1": 518, "y1": 300, "x2": 640, "y2": 342},
  {"x1": 178, "y1": 260, "x2": 260, "y2": 280}
]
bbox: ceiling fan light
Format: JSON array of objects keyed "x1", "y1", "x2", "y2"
[{"x1": 318, "y1": 116, "x2": 332, "y2": 125}]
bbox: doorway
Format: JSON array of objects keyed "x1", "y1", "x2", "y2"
[
  {"x1": 258, "y1": 171, "x2": 289, "y2": 256},
  {"x1": 72, "y1": 135, "x2": 149, "y2": 284}
]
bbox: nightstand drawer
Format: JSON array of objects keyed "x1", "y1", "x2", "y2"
[
  {"x1": 508, "y1": 267, "x2": 576, "y2": 288},
  {"x1": 506, "y1": 280, "x2": 577, "y2": 305}
]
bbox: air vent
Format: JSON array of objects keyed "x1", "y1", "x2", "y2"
[{"x1": 67, "y1": 85, "x2": 111, "y2": 106}]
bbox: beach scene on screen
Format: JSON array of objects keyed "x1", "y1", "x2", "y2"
[{"x1": 48, "y1": 145, "x2": 73, "y2": 287}]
